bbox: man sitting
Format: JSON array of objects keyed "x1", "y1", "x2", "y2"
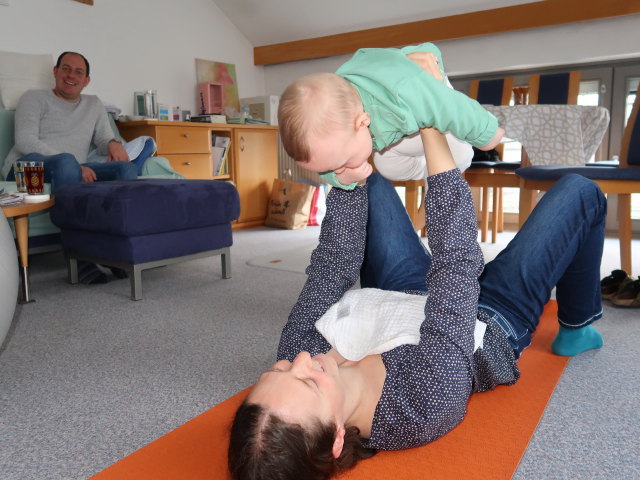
[
  {"x1": 1, "y1": 51, "x2": 155, "y2": 191},
  {"x1": 2, "y1": 51, "x2": 156, "y2": 283}
]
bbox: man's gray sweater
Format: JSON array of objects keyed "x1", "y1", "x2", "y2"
[{"x1": 2, "y1": 89, "x2": 114, "y2": 179}]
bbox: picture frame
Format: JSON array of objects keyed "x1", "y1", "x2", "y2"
[{"x1": 195, "y1": 59, "x2": 240, "y2": 115}]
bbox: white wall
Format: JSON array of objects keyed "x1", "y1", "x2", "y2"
[
  {"x1": 264, "y1": 16, "x2": 640, "y2": 96},
  {"x1": 0, "y1": 0, "x2": 266, "y2": 115}
]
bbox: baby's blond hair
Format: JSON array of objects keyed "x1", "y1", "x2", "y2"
[{"x1": 278, "y1": 73, "x2": 361, "y2": 162}]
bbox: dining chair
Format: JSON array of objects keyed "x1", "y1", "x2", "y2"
[
  {"x1": 392, "y1": 179, "x2": 425, "y2": 236},
  {"x1": 464, "y1": 77, "x2": 514, "y2": 243},
  {"x1": 516, "y1": 83, "x2": 640, "y2": 273},
  {"x1": 528, "y1": 71, "x2": 581, "y2": 105},
  {"x1": 515, "y1": 71, "x2": 584, "y2": 216}
]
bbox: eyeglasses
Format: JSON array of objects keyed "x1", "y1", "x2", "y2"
[{"x1": 58, "y1": 65, "x2": 86, "y2": 77}]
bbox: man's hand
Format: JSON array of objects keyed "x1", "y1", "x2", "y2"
[
  {"x1": 107, "y1": 140, "x2": 130, "y2": 162},
  {"x1": 335, "y1": 161, "x2": 373, "y2": 186},
  {"x1": 80, "y1": 165, "x2": 97, "y2": 183},
  {"x1": 406, "y1": 52, "x2": 444, "y2": 82}
]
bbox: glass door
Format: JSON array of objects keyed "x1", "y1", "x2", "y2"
[
  {"x1": 611, "y1": 65, "x2": 640, "y2": 225},
  {"x1": 578, "y1": 66, "x2": 613, "y2": 161}
]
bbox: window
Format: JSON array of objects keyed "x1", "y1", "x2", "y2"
[
  {"x1": 578, "y1": 80, "x2": 600, "y2": 106},
  {"x1": 624, "y1": 77, "x2": 639, "y2": 125},
  {"x1": 624, "y1": 77, "x2": 640, "y2": 220}
]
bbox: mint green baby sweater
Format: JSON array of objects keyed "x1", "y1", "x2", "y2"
[{"x1": 320, "y1": 43, "x2": 498, "y2": 189}]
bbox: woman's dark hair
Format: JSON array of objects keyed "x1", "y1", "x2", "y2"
[
  {"x1": 228, "y1": 402, "x2": 377, "y2": 480},
  {"x1": 55, "y1": 51, "x2": 90, "y2": 76}
]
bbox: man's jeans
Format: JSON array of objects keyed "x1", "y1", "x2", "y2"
[
  {"x1": 360, "y1": 172, "x2": 606, "y2": 357},
  {"x1": 7, "y1": 152, "x2": 137, "y2": 192}
]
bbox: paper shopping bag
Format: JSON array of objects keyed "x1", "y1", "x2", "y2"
[{"x1": 264, "y1": 178, "x2": 316, "y2": 229}]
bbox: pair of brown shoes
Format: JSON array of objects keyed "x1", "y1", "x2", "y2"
[{"x1": 601, "y1": 270, "x2": 640, "y2": 307}]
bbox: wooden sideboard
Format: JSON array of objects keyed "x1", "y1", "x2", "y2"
[{"x1": 117, "y1": 120, "x2": 278, "y2": 229}]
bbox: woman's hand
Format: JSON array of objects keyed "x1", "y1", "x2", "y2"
[{"x1": 406, "y1": 52, "x2": 444, "y2": 82}]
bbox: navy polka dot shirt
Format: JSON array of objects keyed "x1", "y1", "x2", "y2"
[{"x1": 277, "y1": 170, "x2": 519, "y2": 450}]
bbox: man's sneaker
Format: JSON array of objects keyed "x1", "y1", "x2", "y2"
[
  {"x1": 109, "y1": 266, "x2": 129, "y2": 279},
  {"x1": 610, "y1": 277, "x2": 640, "y2": 308},
  {"x1": 601, "y1": 269, "x2": 633, "y2": 300},
  {"x1": 78, "y1": 261, "x2": 109, "y2": 285}
]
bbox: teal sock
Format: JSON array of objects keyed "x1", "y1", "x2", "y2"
[{"x1": 552, "y1": 325, "x2": 603, "y2": 357}]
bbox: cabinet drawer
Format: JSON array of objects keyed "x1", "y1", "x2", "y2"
[
  {"x1": 164, "y1": 154, "x2": 212, "y2": 179},
  {"x1": 156, "y1": 126, "x2": 210, "y2": 154}
]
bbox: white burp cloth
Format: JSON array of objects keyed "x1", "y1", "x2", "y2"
[{"x1": 315, "y1": 288, "x2": 486, "y2": 361}]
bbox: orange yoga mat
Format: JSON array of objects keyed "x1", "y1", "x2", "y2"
[{"x1": 91, "y1": 302, "x2": 567, "y2": 480}]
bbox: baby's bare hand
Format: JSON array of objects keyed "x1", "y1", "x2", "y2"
[
  {"x1": 336, "y1": 162, "x2": 373, "y2": 186},
  {"x1": 406, "y1": 52, "x2": 443, "y2": 82}
]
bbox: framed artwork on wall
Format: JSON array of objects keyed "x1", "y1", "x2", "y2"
[{"x1": 195, "y1": 59, "x2": 240, "y2": 115}]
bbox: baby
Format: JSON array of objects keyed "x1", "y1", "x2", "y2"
[{"x1": 278, "y1": 42, "x2": 504, "y2": 189}]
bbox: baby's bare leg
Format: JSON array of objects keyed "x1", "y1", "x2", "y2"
[{"x1": 477, "y1": 127, "x2": 505, "y2": 151}]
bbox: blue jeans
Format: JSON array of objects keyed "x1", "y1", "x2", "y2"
[
  {"x1": 360, "y1": 172, "x2": 606, "y2": 357},
  {"x1": 360, "y1": 173, "x2": 432, "y2": 291},
  {"x1": 130, "y1": 137, "x2": 156, "y2": 176},
  {"x1": 7, "y1": 153, "x2": 137, "y2": 192}
]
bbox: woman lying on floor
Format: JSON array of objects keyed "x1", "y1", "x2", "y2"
[{"x1": 227, "y1": 124, "x2": 606, "y2": 480}]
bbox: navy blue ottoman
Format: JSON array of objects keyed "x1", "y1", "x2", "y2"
[{"x1": 50, "y1": 179, "x2": 240, "y2": 300}]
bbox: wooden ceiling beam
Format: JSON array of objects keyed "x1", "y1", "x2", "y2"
[{"x1": 254, "y1": 0, "x2": 640, "y2": 66}]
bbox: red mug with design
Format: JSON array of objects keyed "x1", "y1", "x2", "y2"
[{"x1": 23, "y1": 161, "x2": 45, "y2": 194}]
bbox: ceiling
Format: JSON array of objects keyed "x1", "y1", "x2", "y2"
[{"x1": 211, "y1": 0, "x2": 534, "y2": 46}]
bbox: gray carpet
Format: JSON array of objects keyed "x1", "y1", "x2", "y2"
[{"x1": 0, "y1": 226, "x2": 639, "y2": 480}]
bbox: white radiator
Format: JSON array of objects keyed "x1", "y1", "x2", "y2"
[{"x1": 277, "y1": 132, "x2": 324, "y2": 185}]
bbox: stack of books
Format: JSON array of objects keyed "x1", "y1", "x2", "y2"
[
  {"x1": 191, "y1": 114, "x2": 227, "y2": 124},
  {"x1": 212, "y1": 135, "x2": 231, "y2": 176}
]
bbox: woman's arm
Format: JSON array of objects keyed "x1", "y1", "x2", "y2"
[
  {"x1": 368, "y1": 131, "x2": 483, "y2": 450},
  {"x1": 420, "y1": 127, "x2": 484, "y2": 353},
  {"x1": 277, "y1": 185, "x2": 369, "y2": 361},
  {"x1": 420, "y1": 127, "x2": 456, "y2": 175}
]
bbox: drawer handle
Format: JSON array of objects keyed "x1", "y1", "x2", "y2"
[
  {"x1": 183, "y1": 162, "x2": 192, "y2": 166},
  {"x1": 240, "y1": 136, "x2": 245, "y2": 152},
  {"x1": 183, "y1": 133, "x2": 189, "y2": 138}
]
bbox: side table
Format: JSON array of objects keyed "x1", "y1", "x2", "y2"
[{"x1": 2, "y1": 197, "x2": 55, "y2": 303}]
